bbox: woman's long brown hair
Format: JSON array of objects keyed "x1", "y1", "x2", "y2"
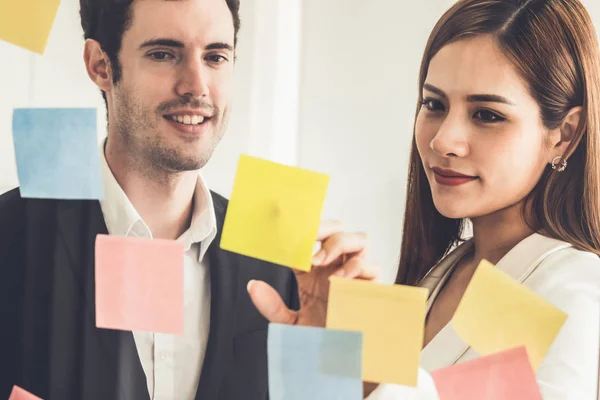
[{"x1": 396, "y1": 0, "x2": 600, "y2": 285}]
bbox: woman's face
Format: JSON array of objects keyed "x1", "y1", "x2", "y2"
[{"x1": 416, "y1": 35, "x2": 555, "y2": 219}]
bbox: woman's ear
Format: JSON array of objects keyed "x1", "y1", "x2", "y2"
[
  {"x1": 560, "y1": 106, "x2": 583, "y2": 145},
  {"x1": 548, "y1": 106, "x2": 583, "y2": 157},
  {"x1": 83, "y1": 39, "x2": 113, "y2": 93}
]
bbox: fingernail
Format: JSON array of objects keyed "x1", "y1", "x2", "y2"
[
  {"x1": 247, "y1": 280, "x2": 256, "y2": 293},
  {"x1": 312, "y1": 250, "x2": 326, "y2": 265},
  {"x1": 334, "y1": 269, "x2": 346, "y2": 278}
]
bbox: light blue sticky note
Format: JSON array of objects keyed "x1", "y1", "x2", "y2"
[
  {"x1": 12, "y1": 108, "x2": 104, "y2": 200},
  {"x1": 268, "y1": 323, "x2": 363, "y2": 400}
]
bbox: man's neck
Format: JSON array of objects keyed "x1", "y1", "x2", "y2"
[{"x1": 105, "y1": 138, "x2": 197, "y2": 240}]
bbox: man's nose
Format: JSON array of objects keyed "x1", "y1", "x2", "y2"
[{"x1": 175, "y1": 57, "x2": 210, "y2": 98}]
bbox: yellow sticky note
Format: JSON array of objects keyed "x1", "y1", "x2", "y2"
[
  {"x1": 0, "y1": 0, "x2": 61, "y2": 54},
  {"x1": 453, "y1": 260, "x2": 568, "y2": 370},
  {"x1": 326, "y1": 278, "x2": 428, "y2": 386},
  {"x1": 220, "y1": 155, "x2": 329, "y2": 271}
]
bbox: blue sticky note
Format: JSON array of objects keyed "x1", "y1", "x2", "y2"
[
  {"x1": 12, "y1": 108, "x2": 104, "y2": 200},
  {"x1": 268, "y1": 323, "x2": 363, "y2": 400}
]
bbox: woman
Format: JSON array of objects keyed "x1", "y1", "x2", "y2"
[
  {"x1": 250, "y1": 0, "x2": 600, "y2": 398},
  {"x1": 371, "y1": 0, "x2": 600, "y2": 398}
]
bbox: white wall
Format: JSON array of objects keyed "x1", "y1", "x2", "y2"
[
  {"x1": 1, "y1": 0, "x2": 600, "y2": 282},
  {"x1": 204, "y1": 0, "x2": 303, "y2": 194},
  {"x1": 297, "y1": 0, "x2": 600, "y2": 283},
  {"x1": 297, "y1": 0, "x2": 457, "y2": 283},
  {"x1": 0, "y1": 45, "x2": 28, "y2": 194},
  {"x1": 0, "y1": 0, "x2": 301, "y2": 197},
  {"x1": 0, "y1": 0, "x2": 106, "y2": 195}
]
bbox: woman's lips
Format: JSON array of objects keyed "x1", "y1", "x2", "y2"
[{"x1": 432, "y1": 167, "x2": 478, "y2": 187}]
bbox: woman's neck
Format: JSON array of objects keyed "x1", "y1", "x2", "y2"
[{"x1": 469, "y1": 200, "x2": 535, "y2": 266}]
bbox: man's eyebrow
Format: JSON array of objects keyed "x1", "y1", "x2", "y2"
[
  {"x1": 138, "y1": 39, "x2": 234, "y2": 52},
  {"x1": 423, "y1": 83, "x2": 515, "y2": 105},
  {"x1": 138, "y1": 38, "x2": 185, "y2": 50},
  {"x1": 205, "y1": 42, "x2": 234, "y2": 52}
]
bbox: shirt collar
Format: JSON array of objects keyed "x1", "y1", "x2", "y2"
[
  {"x1": 180, "y1": 173, "x2": 217, "y2": 259},
  {"x1": 98, "y1": 140, "x2": 217, "y2": 261}
]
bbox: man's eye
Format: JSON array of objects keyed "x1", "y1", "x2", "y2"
[
  {"x1": 149, "y1": 52, "x2": 174, "y2": 61},
  {"x1": 206, "y1": 54, "x2": 228, "y2": 63}
]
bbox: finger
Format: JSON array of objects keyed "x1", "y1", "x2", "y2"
[
  {"x1": 312, "y1": 221, "x2": 345, "y2": 265},
  {"x1": 316, "y1": 220, "x2": 344, "y2": 241},
  {"x1": 314, "y1": 232, "x2": 370, "y2": 266},
  {"x1": 247, "y1": 280, "x2": 298, "y2": 325},
  {"x1": 332, "y1": 256, "x2": 380, "y2": 281}
]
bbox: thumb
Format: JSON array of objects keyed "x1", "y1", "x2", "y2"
[{"x1": 247, "y1": 280, "x2": 298, "y2": 325}]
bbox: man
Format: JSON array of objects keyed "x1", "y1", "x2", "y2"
[{"x1": 0, "y1": 0, "x2": 377, "y2": 399}]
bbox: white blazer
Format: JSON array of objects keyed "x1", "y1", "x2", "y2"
[{"x1": 368, "y1": 233, "x2": 600, "y2": 400}]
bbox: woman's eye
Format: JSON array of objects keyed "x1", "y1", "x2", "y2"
[
  {"x1": 149, "y1": 52, "x2": 174, "y2": 61},
  {"x1": 421, "y1": 98, "x2": 445, "y2": 112},
  {"x1": 474, "y1": 110, "x2": 505, "y2": 123}
]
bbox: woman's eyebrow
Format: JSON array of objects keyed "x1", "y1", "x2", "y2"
[
  {"x1": 423, "y1": 83, "x2": 516, "y2": 105},
  {"x1": 467, "y1": 94, "x2": 515, "y2": 105},
  {"x1": 423, "y1": 83, "x2": 447, "y2": 98}
]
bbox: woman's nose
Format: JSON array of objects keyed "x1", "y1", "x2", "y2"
[{"x1": 430, "y1": 115, "x2": 469, "y2": 158}]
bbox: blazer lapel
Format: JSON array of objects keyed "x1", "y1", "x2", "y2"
[
  {"x1": 421, "y1": 319, "x2": 471, "y2": 371},
  {"x1": 195, "y1": 195, "x2": 239, "y2": 399},
  {"x1": 419, "y1": 240, "x2": 474, "y2": 371},
  {"x1": 493, "y1": 233, "x2": 571, "y2": 282},
  {"x1": 420, "y1": 240, "x2": 474, "y2": 314},
  {"x1": 55, "y1": 200, "x2": 148, "y2": 400},
  {"x1": 420, "y1": 233, "x2": 572, "y2": 372}
]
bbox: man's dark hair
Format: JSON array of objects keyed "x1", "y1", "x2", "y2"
[{"x1": 80, "y1": 0, "x2": 240, "y2": 108}]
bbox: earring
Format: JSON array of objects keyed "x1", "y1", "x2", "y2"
[{"x1": 551, "y1": 155, "x2": 567, "y2": 172}]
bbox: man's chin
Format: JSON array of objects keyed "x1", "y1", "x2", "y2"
[
  {"x1": 153, "y1": 130, "x2": 219, "y2": 171},
  {"x1": 146, "y1": 146, "x2": 210, "y2": 172},
  {"x1": 170, "y1": 153, "x2": 211, "y2": 171}
]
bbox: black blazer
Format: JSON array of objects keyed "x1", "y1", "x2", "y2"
[{"x1": 0, "y1": 188, "x2": 299, "y2": 400}]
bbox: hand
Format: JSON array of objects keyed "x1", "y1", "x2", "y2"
[
  {"x1": 247, "y1": 221, "x2": 380, "y2": 327},
  {"x1": 363, "y1": 382, "x2": 379, "y2": 399}
]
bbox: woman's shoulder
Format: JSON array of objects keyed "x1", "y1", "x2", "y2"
[
  {"x1": 528, "y1": 237, "x2": 600, "y2": 398},
  {"x1": 527, "y1": 236, "x2": 600, "y2": 296}
]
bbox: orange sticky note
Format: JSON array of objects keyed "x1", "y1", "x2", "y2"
[
  {"x1": 9, "y1": 386, "x2": 43, "y2": 400},
  {"x1": 452, "y1": 260, "x2": 568, "y2": 370},
  {"x1": 431, "y1": 347, "x2": 543, "y2": 400},
  {"x1": 326, "y1": 278, "x2": 428, "y2": 386},
  {"x1": 221, "y1": 155, "x2": 329, "y2": 272},
  {"x1": 95, "y1": 234, "x2": 184, "y2": 334},
  {"x1": 0, "y1": 0, "x2": 61, "y2": 54}
]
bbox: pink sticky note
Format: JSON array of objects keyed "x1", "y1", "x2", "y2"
[
  {"x1": 95, "y1": 234, "x2": 184, "y2": 334},
  {"x1": 431, "y1": 347, "x2": 543, "y2": 400},
  {"x1": 9, "y1": 386, "x2": 43, "y2": 400}
]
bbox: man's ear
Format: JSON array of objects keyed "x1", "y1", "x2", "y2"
[
  {"x1": 548, "y1": 106, "x2": 583, "y2": 157},
  {"x1": 83, "y1": 39, "x2": 113, "y2": 93}
]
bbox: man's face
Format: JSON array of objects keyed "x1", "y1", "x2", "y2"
[{"x1": 108, "y1": 0, "x2": 235, "y2": 172}]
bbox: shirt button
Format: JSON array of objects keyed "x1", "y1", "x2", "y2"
[{"x1": 160, "y1": 353, "x2": 167, "y2": 360}]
